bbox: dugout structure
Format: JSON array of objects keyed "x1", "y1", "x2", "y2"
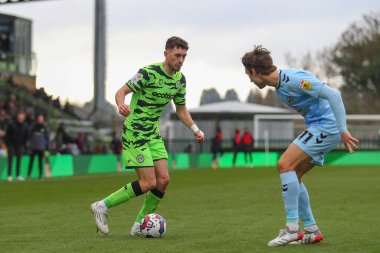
[{"x1": 167, "y1": 101, "x2": 292, "y2": 153}]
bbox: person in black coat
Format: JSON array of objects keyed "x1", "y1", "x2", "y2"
[
  {"x1": 5, "y1": 111, "x2": 29, "y2": 181},
  {"x1": 27, "y1": 114, "x2": 49, "y2": 179}
]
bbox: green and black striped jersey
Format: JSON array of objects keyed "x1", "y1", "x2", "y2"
[{"x1": 124, "y1": 62, "x2": 186, "y2": 142}]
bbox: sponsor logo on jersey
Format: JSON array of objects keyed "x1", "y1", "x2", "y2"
[
  {"x1": 287, "y1": 97, "x2": 294, "y2": 104},
  {"x1": 129, "y1": 73, "x2": 141, "y2": 83},
  {"x1": 299, "y1": 80, "x2": 312, "y2": 90},
  {"x1": 176, "y1": 81, "x2": 181, "y2": 88},
  {"x1": 136, "y1": 154, "x2": 144, "y2": 163},
  {"x1": 152, "y1": 92, "x2": 175, "y2": 99}
]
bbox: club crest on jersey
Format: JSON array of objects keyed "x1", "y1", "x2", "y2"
[
  {"x1": 300, "y1": 80, "x2": 312, "y2": 90},
  {"x1": 136, "y1": 154, "x2": 144, "y2": 163},
  {"x1": 287, "y1": 97, "x2": 295, "y2": 104},
  {"x1": 130, "y1": 73, "x2": 141, "y2": 84},
  {"x1": 176, "y1": 81, "x2": 181, "y2": 88}
]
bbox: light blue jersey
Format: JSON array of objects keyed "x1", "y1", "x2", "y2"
[
  {"x1": 276, "y1": 69, "x2": 347, "y2": 165},
  {"x1": 276, "y1": 69, "x2": 346, "y2": 134}
]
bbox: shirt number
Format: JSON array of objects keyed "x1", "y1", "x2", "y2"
[{"x1": 298, "y1": 130, "x2": 314, "y2": 144}]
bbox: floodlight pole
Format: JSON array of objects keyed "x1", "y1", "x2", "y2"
[{"x1": 93, "y1": 0, "x2": 106, "y2": 115}]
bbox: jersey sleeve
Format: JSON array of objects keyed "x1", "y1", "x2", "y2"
[
  {"x1": 318, "y1": 84, "x2": 347, "y2": 133},
  {"x1": 126, "y1": 68, "x2": 149, "y2": 93},
  {"x1": 286, "y1": 70, "x2": 325, "y2": 98},
  {"x1": 173, "y1": 74, "x2": 186, "y2": 105}
]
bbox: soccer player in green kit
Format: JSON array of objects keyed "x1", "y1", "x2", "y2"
[{"x1": 91, "y1": 36, "x2": 205, "y2": 235}]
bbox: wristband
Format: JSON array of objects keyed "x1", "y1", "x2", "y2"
[{"x1": 190, "y1": 124, "x2": 199, "y2": 133}]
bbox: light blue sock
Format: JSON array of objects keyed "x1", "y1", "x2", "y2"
[
  {"x1": 280, "y1": 171, "x2": 300, "y2": 224},
  {"x1": 299, "y1": 183, "x2": 316, "y2": 227}
]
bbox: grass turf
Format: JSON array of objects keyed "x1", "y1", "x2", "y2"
[{"x1": 1, "y1": 165, "x2": 379, "y2": 253}]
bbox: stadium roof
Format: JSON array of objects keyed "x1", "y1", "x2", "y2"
[{"x1": 188, "y1": 101, "x2": 291, "y2": 114}]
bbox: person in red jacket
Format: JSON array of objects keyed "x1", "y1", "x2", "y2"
[
  {"x1": 232, "y1": 128, "x2": 242, "y2": 167},
  {"x1": 242, "y1": 128, "x2": 254, "y2": 165}
]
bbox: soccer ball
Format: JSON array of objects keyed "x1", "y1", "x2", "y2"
[{"x1": 139, "y1": 213, "x2": 166, "y2": 238}]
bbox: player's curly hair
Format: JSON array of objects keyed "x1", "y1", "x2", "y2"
[
  {"x1": 242, "y1": 45, "x2": 277, "y2": 75},
  {"x1": 165, "y1": 36, "x2": 189, "y2": 50}
]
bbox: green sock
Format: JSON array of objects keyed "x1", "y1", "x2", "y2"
[
  {"x1": 103, "y1": 182, "x2": 137, "y2": 208},
  {"x1": 135, "y1": 189, "x2": 164, "y2": 223}
]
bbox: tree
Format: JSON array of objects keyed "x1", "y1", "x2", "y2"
[
  {"x1": 246, "y1": 89, "x2": 256, "y2": 104},
  {"x1": 262, "y1": 89, "x2": 283, "y2": 108},
  {"x1": 332, "y1": 12, "x2": 380, "y2": 94},
  {"x1": 284, "y1": 12, "x2": 380, "y2": 113},
  {"x1": 63, "y1": 100, "x2": 77, "y2": 118},
  {"x1": 331, "y1": 12, "x2": 380, "y2": 113},
  {"x1": 246, "y1": 87, "x2": 264, "y2": 105},
  {"x1": 199, "y1": 88, "x2": 222, "y2": 105},
  {"x1": 224, "y1": 89, "x2": 240, "y2": 101}
]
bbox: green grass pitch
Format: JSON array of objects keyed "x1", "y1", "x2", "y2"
[{"x1": 1, "y1": 166, "x2": 379, "y2": 253}]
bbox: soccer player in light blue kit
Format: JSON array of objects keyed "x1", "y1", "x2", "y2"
[{"x1": 241, "y1": 46, "x2": 359, "y2": 247}]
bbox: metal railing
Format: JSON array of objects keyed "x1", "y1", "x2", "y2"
[{"x1": 163, "y1": 138, "x2": 380, "y2": 154}]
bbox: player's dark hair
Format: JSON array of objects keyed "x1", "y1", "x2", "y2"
[
  {"x1": 165, "y1": 36, "x2": 189, "y2": 50},
  {"x1": 242, "y1": 45, "x2": 277, "y2": 75}
]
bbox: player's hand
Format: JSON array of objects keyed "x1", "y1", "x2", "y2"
[
  {"x1": 341, "y1": 131, "x2": 359, "y2": 154},
  {"x1": 118, "y1": 104, "x2": 130, "y2": 117},
  {"x1": 194, "y1": 130, "x2": 205, "y2": 143}
]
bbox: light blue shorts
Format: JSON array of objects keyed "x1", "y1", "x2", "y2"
[{"x1": 293, "y1": 126, "x2": 341, "y2": 166}]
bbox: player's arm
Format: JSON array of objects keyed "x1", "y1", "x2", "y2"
[
  {"x1": 115, "y1": 84, "x2": 133, "y2": 117},
  {"x1": 318, "y1": 84, "x2": 359, "y2": 153},
  {"x1": 175, "y1": 104, "x2": 204, "y2": 143}
]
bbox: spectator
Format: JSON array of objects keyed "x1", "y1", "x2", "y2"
[
  {"x1": 110, "y1": 131, "x2": 122, "y2": 171},
  {"x1": 55, "y1": 122, "x2": 73, "y2": 150},
  {"x1": 232, "y1": 128, "x2": 242, "y2": 167},
  {"x1": 60, "y1": 143, "x2": 80, "y2": 155},
  {"x1": 211, "y1": 126, "x2": 223, "y2": 169},
  {"x1": 93, "y1": 141, "x2": 107, "y2": 154},
  {"x1": 5, "y1": 111, "x2": 29, "y2": 181},
  {"x1": 48, "y1": 139, "x2": 59, "y2": 155},
  {"x1": 0, "y1": 108, "x2": 9, "y2": 143},
  {"x1": 27, "y1": 114, "x2": 49, "y2": 179},
  {"x1": 4, "y1": 94, "x2": 18, "y2": 119},
  {"x1": 242, "y1": 128, "x2": 254, "y2": 165},
  {"x1": 184, "y1": 143, "x2": 193, "y2": 153},
  {"x1": 75, "y1": 133, "x2": 89, "y2": 154}
]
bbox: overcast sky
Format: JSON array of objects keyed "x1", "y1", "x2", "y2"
[{"x1": 1, "y1": 0, "x2": 379, "y2": 108}]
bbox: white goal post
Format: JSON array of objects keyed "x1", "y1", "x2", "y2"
[{"x1": 254, "y1": 114, "x2": 380, "y2": 150}]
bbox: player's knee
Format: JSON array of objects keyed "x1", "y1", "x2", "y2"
[
  {"x1": 277, "y1": 159, "x2": 291, "y2": 173},
  {"x1": 157, "y1": 175, "x2": 170, "y2": 188},
  {"x1": 141, "y1": 178, "x2": 157, "y2": 191}
]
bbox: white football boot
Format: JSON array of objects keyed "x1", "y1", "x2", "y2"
[
  {"x1": 301, "y1": 228, "x2": 323, "y2": 244},
  {"x1": 130, "y1": 222, "x2": 141, "y2": 236},
  {"x1": 90, "y1": 202, "x2": 109, "y2": 234},
  {"x1": 290, "y1": 227, "x2": 324, "y2": 245},
  {"x1": 268, "y1": 226, "x2": 304, "y2": 247}
]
